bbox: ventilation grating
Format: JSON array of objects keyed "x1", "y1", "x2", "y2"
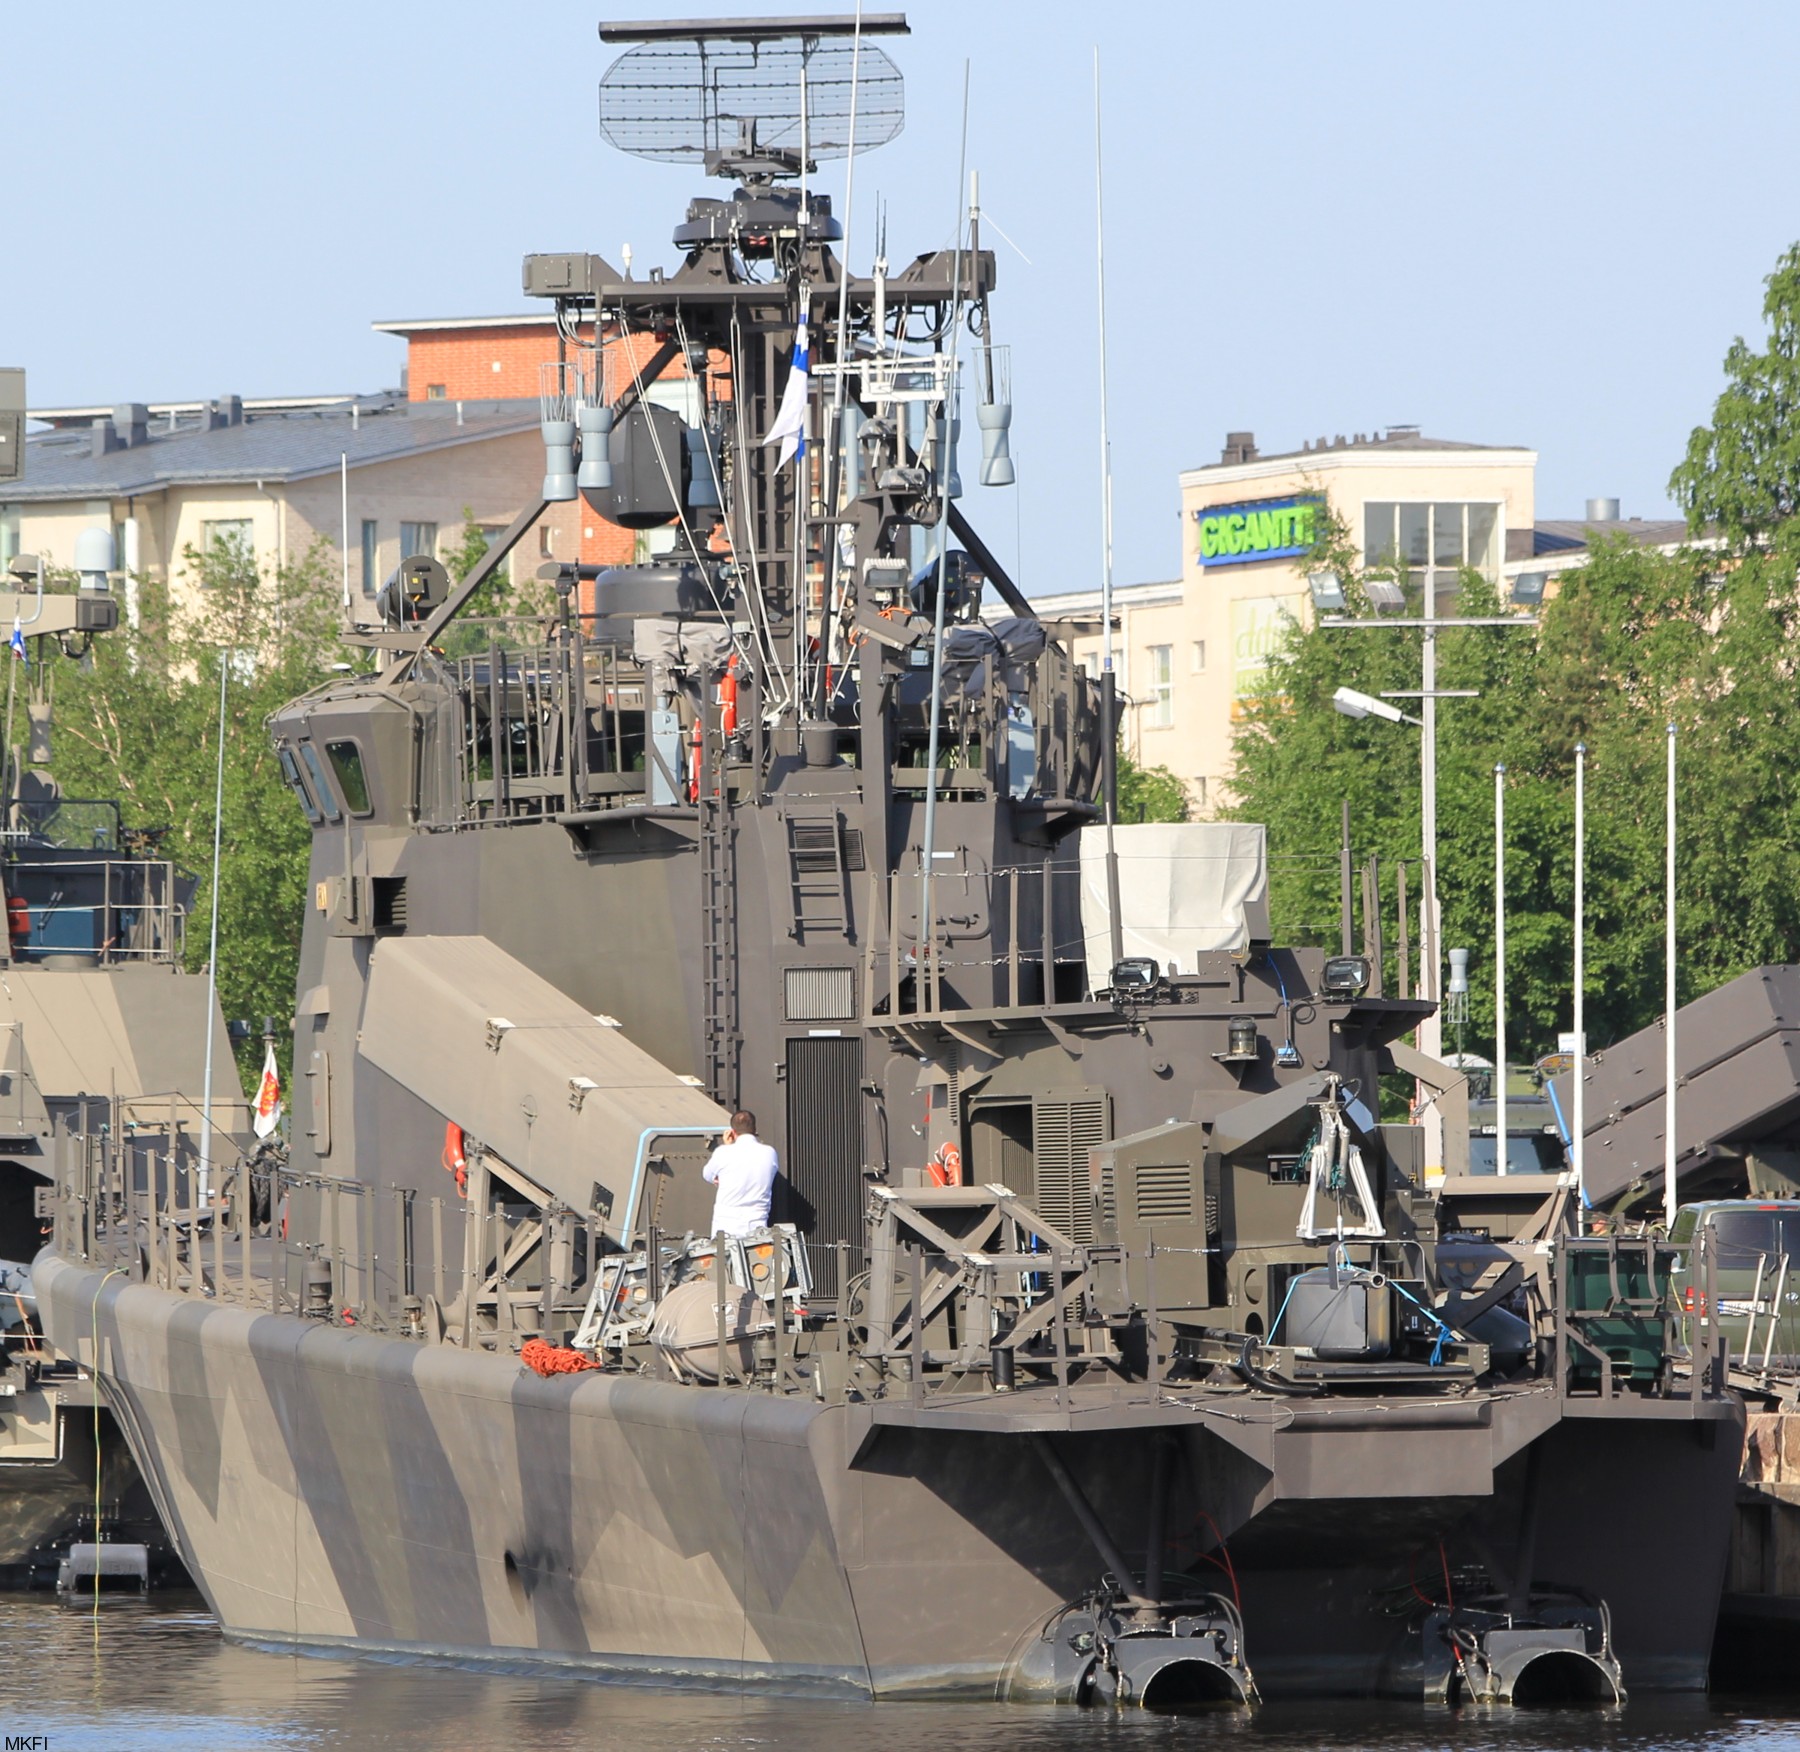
[
  {"x1": 1031, "y1": 1094, "x2": 1109, "y2": 1245},
  {"x1": 785, "y1": 966, "x2": 856, "y2": 1022},
  {"x1": 1134, "y1": 1163, "x2": 1194, "y2": 1225}
]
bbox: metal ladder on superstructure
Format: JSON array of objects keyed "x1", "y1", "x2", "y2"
[
  {"x1": 785, "y1": 811, "x2": 849, "y2": 939},
  {"x1": 698, "y1": 711, "x2": 740, "y2": 1108}
]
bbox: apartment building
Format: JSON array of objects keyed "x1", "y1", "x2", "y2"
[{"x1": 1027, "y1": 429, "x2": 1681, "y2": 815}]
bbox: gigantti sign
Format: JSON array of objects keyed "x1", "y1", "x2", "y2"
[{"x1": 1194, "y1": 494, "x2": 1321, "y2": 567}]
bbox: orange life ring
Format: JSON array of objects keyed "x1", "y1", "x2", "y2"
[
  {"x1": 5, "y1": 895, "x2": 28, "y2": 942},
  {"x1": 928, "y1": 1142, "x2": 963, "y2": 1188},
  {"x1": 442, "y1": 1122, "x2": 469, "y2": 1198}
]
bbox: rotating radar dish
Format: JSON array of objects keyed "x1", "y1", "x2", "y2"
[{"x1": 598, "y1": 22, "x2": 906, "y2": 174}]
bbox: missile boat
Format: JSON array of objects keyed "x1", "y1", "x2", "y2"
[{"x1": 40, "y1": 14, "x2": 1740, "y2": 1704}]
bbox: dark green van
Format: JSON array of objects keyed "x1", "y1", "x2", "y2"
[{"x1": 1668, "y1": 1200, "x2": 1800, "y2": 1369}]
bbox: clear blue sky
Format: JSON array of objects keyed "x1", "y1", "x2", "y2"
[{"x1": 10, "y1": 1, "x2": 1800, "y2": 592}]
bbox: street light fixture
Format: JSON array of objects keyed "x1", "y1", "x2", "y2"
[
  {"x1": 1308, "y1": 570, "x2": 1347, "y2": 612},
  {"x1": 1332, "y1": 686, "x2": 1421, "y2": 727},
  {"x1": 1362, "y1": 577, "x2": 1407, "y2": 613}
]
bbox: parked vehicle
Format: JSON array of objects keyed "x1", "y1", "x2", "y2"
[{"x1": 1669, "y1": 1201, "x2": 1800, "y2": 1370}]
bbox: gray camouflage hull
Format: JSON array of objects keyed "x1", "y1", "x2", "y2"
[{"x1": 42, "y1": 1253, "x2": 1740, "y2": 1698}]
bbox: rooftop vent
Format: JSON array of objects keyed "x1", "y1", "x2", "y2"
[
  {"x1": 1220, "y1": 430, "x2": 1258, "y2": 465},
  {"x1": 1586, "y1": 497, "x2": 1620, "y2": 522},
  {"x1": 206, "y1": 395, "x2": 245, "y2": 431},
  {"x1": 90, "y1": 417, "x2": 119, "y2": 458},
  {"x1": 112, "y1": 403, "x2": 149, "y2": 448},
  {"x1": 1385, "y1": 424, "x2": 1421, "y2": 441}
]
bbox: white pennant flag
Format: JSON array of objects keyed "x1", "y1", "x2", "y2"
[
  {"x1": 763, "y1": 315, "x2": 810, "y2": 468},
  {"x1": 252, "y1": 1040, "x2": 283, "y2": 1139}
]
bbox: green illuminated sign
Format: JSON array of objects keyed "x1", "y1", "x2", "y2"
[{"x1": 1195, "y1": 495, "x2": 1320, "y2": 567}]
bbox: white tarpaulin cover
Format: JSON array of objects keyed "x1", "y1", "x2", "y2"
[{"x1": 1079, "y1": 822, "x2": 1269, "y2": 987}]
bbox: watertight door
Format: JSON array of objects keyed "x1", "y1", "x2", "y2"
[{"x1": 778, "y1": 1035, "x2": 862, "y2": 1299}]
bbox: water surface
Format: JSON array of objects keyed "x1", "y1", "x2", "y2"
[{"x1": 3, "y1": 1593, "x2": 1798, "y2": 1752}]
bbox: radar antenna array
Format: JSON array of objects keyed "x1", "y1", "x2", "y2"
[{"x1": 598, "y1": 17, "x2": 906, "y2": 170}]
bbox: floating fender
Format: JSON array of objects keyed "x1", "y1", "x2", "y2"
[{"x1": 648, "y1": 1277, "x2": 771, "y2": 1384}]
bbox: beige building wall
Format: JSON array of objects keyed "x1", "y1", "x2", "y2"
[
  {"x1": 5, "y1": 428, "x2": 575, "y2": 626},
  {"x1": 1038, "y1": 437, "x2": 1537, "y2": 817}
]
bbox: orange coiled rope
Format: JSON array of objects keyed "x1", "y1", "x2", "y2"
[{"x1": 520, "y1": 1337, "x2": 600, "y2": 1377}]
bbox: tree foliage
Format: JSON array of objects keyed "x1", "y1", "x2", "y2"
[
  {"x1": 1670, "y1": 243, "x2": 1800, "y2": 542},
  {"x1": 1230, "y1": 253, "x2": 1800, "y2": 1063},
  {"x1": 37, "y1": 537, "x2": 348, "y2": 1083},
  {"x1": 1116, "y1": 750, "x2": 1191, "y2": 823},
  {"x1": 440, "y1": 509, "x2": 554, "y2": 650}
]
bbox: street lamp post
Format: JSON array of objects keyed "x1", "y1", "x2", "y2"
[
  {"x1": 1494, "y1": 762, "x2": 1507, "y2": 1176},
  {"x1": 1330, "y1": 681, "x2": 1475, "y2": 1175},
  {"x1": 1573, "y1": 742, "x2": 1586, "y2": 1206},
  {"x1": 1322, "y1": 584, "x2": 1538, "y2": 1176}
]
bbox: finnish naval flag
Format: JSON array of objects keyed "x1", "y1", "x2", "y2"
[
  {"x1": 252, "y1": 1039, "x2": 283, "y2": 1139},
  {"x1": 8, "y1": 615, "x2": 24, "y2": 663},
  {"x1": 763, "y1": 315, "x2": 810, "y2": 468}
]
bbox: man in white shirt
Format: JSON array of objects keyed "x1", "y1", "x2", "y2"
[{"x1": 702, "y1": 1110, "x2": 780, "y2": 1237}]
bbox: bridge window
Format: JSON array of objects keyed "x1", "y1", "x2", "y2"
[
  {"x1": 325, "y1": 740, "x2": 373, "y2": 816},
  {"x1": 298, "y1": 744, "x2": 341, "y2": 822},
  {"x1": 277, "y1": 746, "x2": 321, "y2": 823}
]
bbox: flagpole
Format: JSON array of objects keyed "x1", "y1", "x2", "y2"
[
  {"x1": 2, "y1": 621, "x2": 19, "y2": 815},
  {"x1": 1573, "y1": 740, "x2": 1586, "y2": 1206},
  {"x1": 1094, "y1": 47, "x2": 1124, "y2": 975},
  {"x1": 1665, "y1": 721, "x2": 1678, "y2": 1227},
  {"x1": 816, "y1": 0, "x2": 865, "y2": 708},
  {"x1": 1494, "y1": 762, "x2": 1507, "y2": 1177},
  {"x1": 916, "y1": 60, "x2": 972, "y2": 1013},
  {"x1": 197, "y1": 653, "x2": 229, "y2": 1204},
  {"x1": 793, "y1": 56, "x2": 810, "y2": 714}
]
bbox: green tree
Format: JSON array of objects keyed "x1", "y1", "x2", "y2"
[
  {"x1": 1670, "y1": 243, "x2": 1800, "y2": 542},
  {"x1": 1116, "y1": 750, "x2": 1190, "y2": 823},
  {"x1": 41, "y1": 535, "x2": 348, "y2": 1083},
  {"x1": 1227, "y1": 488, "x2": 1800, "y2": 1062},
  {"x1": 435, "y1": 511, "x2": 557, "y2": 660}
]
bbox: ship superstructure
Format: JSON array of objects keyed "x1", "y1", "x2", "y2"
[{"x1": 41, "y1": 15, "x2": 1740, "y2": 1704}]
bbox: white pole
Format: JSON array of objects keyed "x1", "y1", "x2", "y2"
[
  {"x1": 1418, "y1": 578, "x2": 1443, "y2": 1177},
  {"x1": 915, "y1": 64, "x2": 971, "y2": 1002},
  {"x1": 1573, "y1": 741, "x2": 1586, "y2": 1206},
  {"x1": 794, "y1": 57, "x2": 810, "y2": 714},
  {"x1": 197, "y1": 654, "x2": 229, "y2": 1203},
  {"x1": 1094, "y1": 47, "x2": 1124, "y2": 973},
  {"x1": 817, "y1": 0, "x2": 864, "y2": 701},
  {"x1": 1665, "y1": 721, "x2": 1678, "y2": 1227},
  {"x1": 1494, "y1": 762, "x2": 1507, "y2": 1177},
  {"x1": 339, "y1": 453, "x2": 351, "y2": 609},
  {"x1": 1094, "y1": 47, "x2": 1114, "y2": 697}
]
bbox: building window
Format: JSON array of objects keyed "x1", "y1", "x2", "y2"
[
  {"x1": 1363, "y1": 502, "x2": 1500, "y2": 582},
  {"x1": 361, "y1": 520, "x2": 379, "y2": 595},
  {"x1": 399, "y1": 521, "x2": 438, "y2": 561},
  {"x1": 1147, "y1": 645, "x2": 1174, "y2": 728},
  {"x1": 539, "y1": 526, "x2": 555, "y2": 559},
  {"x1": 1193, "y1": 776, "x2": 1209, "y2": 809},
  {"x1": 426, "y1": 384, "x2": 447, "y2": 400},
  {"x1": 1191, "y1": 639, "x2": 1206, "y2": 673},
  {"x1": 201, "y1": 517, "x2": 253, "y2": 555},
  {"x1": 475, "y1": 525, "x2": 511, "y2": 585},
  {"x1": 0, "y1": 506, "x2": 19, "y2": 570}
]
